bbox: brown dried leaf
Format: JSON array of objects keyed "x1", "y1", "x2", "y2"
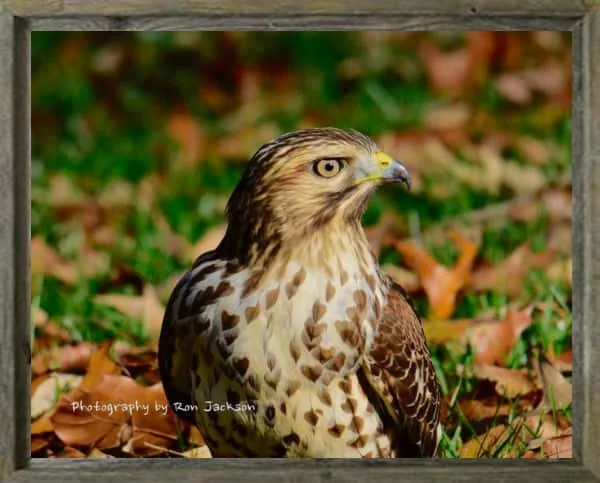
[
  {"x1": 470, "y1": 242, "x2": 555, "y2": 297},
  {"x1": 470, "y1": 365, "x2": 537, "y2": 398},
  {"x1": 32, "y1": 343, "x2": 96, "y2": 376},
  {"x1": 166, "y1": 107, "x2": 207, "y2": 169},
  {"x1": 468, "y1": 306, "x2": 534, "y2": 365},
  {"x1": 541, "y1": 427, "x2": 572, "y2": 458},
  {"x1": 53, "y1": 446, "x2": 86, "y2": 458},
  {"x1": 187, "y1": 223, "x2": 227, "y2": 263},
  {"x1": 531, "y1": 352, "x2": 572, "y2": 413},
  {"x1": 80, "y1": 342, "x2": 122, "y2": 391},
  {"x1": 31, "y1": 412, "x2": 55, "y2": 435},
  {"x1": 459, "y1": 424, "x2": 510, "y2": 458},
  {"x1": 31, "y1": 236, "x2": 78, "y2": 286},
  {"x1": 459, "y1": 413, "x2": 561, "y2": 458},
  {"x1": 33, "y1": 307, "x2": 49, "y2": 328},
  {"x1": 395, "y1": 231, "x2": 478, "y2": 319},
  {"x1": 50, "y1": 375, "x2": 178, "y2": 453},
  {"x1": 459, "y1": 398, "x2": 517, "y2": 422},
  {"x1": 188, "y1": 425, "x2": 206, "y2": 447},
  {"x1": 546, "y1": 349, "x2": 572, "y2": 373},
  {"x1": 94, "y1": 285, "x2": 165, "y2": 340},
  {"x1": 424, "y1": 103, "x2": 471, "y2": 131}
]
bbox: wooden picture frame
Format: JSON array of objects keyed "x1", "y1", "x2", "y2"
[{"x1": 1, "y1": 1, "x2": 598, "y2": 481}]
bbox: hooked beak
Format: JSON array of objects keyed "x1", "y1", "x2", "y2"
[{"x1": 355, "y1": 150, "x2": 411, "y2": 190}]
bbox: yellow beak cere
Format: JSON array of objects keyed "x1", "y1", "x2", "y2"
[{"x1": 375, "y1": 150, "x2": 393, "y2": 170}]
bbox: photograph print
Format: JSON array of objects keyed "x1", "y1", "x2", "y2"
[{"x1": 30, "y1": 31, "x2": 572, "y2": 459}]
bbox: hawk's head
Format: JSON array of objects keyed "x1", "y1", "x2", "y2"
[{"x1": 219, "y1": 128, "x2": 410, "y2": 265}]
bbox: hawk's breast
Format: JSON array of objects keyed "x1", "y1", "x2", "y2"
[{"x1": 164, "y1": 246, "x2": 393, "y2": 457}]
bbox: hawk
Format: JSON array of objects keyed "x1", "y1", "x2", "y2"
[{"x1": 159, "y1": 128, "x2": 441, "y2": 458}]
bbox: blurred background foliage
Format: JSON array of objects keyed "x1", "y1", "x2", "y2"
[{"x1": 31, "y1": 31, "x2": 572, "y2": 459}]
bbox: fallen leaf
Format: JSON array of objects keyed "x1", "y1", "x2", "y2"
[
  {"x1": 157, "y1": 270, "x2": 186, "y2": 303},
  {"x1": 31, "y1": 434, "x2": 51, "y2": 455},
  {"x1": 495, "y1": 74, "x2": 532, "y2": 104},
  {"x1": 382, "y1": 264, "x2": 420, "y2": 292},
  {"x1": 419, "y1": 32, "x2": 494, "y2": 96},
  {"x1": 33, "y1": 307, "x2": 49, "y2": 328},
  {"x1": 31, "y1": 373, "x2": 83, "y2": 419},
  {"x1": 470, "y1": 242, "x2": 555, "y2": 297},
  {"x1": 469, "y1": 365, "x2": 537, "y2": 398},
  {"x1": 515, "y1": 136, "x2": 554, "y2": 165},
  {"x1": 188, "y1": 425, "x2": 206, "y2": 447},
  {"x1": 546, "y1": 349, "x2": 572, "y2": 373},
  {"x1": 545, "y1": 258, "x2": 572, "y2": 289},
  {"x1": 50, "y1": 375, "x2": 178, "y2": 454},
  {"x1": 31, "y1": 412, "x2": 55, "y2": 435},
  {"x1": 31, "y1": 236, "x2": 78, "y2": 286},
  {"x1": 80, "y1": 342, "x2": 122, "y2": 391},
  {"x1": 94, "y1": 285, "x2": 165, "y2": 340},
  {"x1": 155, "y1": 213, "x2": 193, "y2": 260},
  {"x1": 459, "y1": 413, "x2": 561, "y2": 458},
  {"x1": 166, "y1": 107, "x2": 207, "y2": 169},
  {"x1": 541, "y1": 427, "x2": 572, "y2": 458},
  {"x1": 468, "y1": 306, "x2": 535, "y2": 365},
  {"x1": 459, "y1": 424, "x2": 510, "y2": 458},
  {"x1": 459, "y1": 397, "x2": 524, "y2": 423},
  {"x1": 187, "y1": 223, "x2": 227, "y2": 263},
  {"x1": 423, "y1": 318, "x2": 477, "y2": 346},
  {"x1": 395, "y1": 231, "x2": 478, "y2": 319},
  {"x1": 87, "y1": 448, "x2": 114, "y2": 458},
  {"x1": 53, "y1": 446, "x2": 86, "y2": 458},
  {"x1": 118, "y1": 347, "x2": 160, "y2": 385},
  {"x1": 531, "y1": 351, "x2": 572, "y2": 414},
  {"x1": 424, "y1": 103, "x2": 471, "y2": 131},
  {"x1": 183, "y1": 446, "x2": 212, "y2": 458},
  {"x1": 32, "y1": 343, "x2": 97, "y2": 376},
  {"x1": 120, "y1": 382, "x2": 181, "y2": 456},
  {"x1": 495, "y1": 62, "x2": 568, "y2": 105}
]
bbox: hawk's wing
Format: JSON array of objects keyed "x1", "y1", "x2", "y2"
[
  {"x1": 158, "y1": 251, "x2": 219, "y2": 425},
  {"x1": 360, "y1": 280, "x2": 441, "y2": 457}
]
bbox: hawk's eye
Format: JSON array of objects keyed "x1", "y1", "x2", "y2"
[{"x1": 313, "y1": 159, "x2": 344, "y2": 178}]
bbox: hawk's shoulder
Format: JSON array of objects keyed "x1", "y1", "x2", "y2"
[
  {"x1": 158, "y1": 250, "x2": 221, "y2": 424},
  {"x1": 361, "y1": 278, "x2": 441, "y2": 457}
]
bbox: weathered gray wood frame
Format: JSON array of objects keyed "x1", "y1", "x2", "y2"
[{"x1": 0, "y1": 1, "x2": 598, "y2": 481}]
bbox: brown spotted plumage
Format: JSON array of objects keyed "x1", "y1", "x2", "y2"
[{"x1": 159, "y1": 127, "x2": 441, "y2": 458}]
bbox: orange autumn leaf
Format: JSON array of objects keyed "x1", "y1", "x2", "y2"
[
  {"x1": 424, "y1": 306, "x2": 534, "y2": 366},
  {"x1": 470, "y1": 242, "x2": 555, "y2": 297},
  {"x1": 31, "y1": 412, "x2": 55, "y2": 435},
  {"x1": 468, "y1": 305, "x2": 534, "y2": 365},
  {"x1": 423, "y1": 318, "x2": 476, "y2": 345},
  {"x1": 166, "y1": 107, "x2": 206, "y2": 169},
  {"x1": 50, "y1": 375, "x2": 178, "y2": 454},
  {"x1": 80, "y1": 342, "x2": 122, "y2": 391},
  {"x1": 395, "y1": 231, "x2": 478, "y2": 319}
]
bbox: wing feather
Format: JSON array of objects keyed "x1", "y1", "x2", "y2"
[{"x1": 361, "y1": 280, "x2": 441, "y2": 457}]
